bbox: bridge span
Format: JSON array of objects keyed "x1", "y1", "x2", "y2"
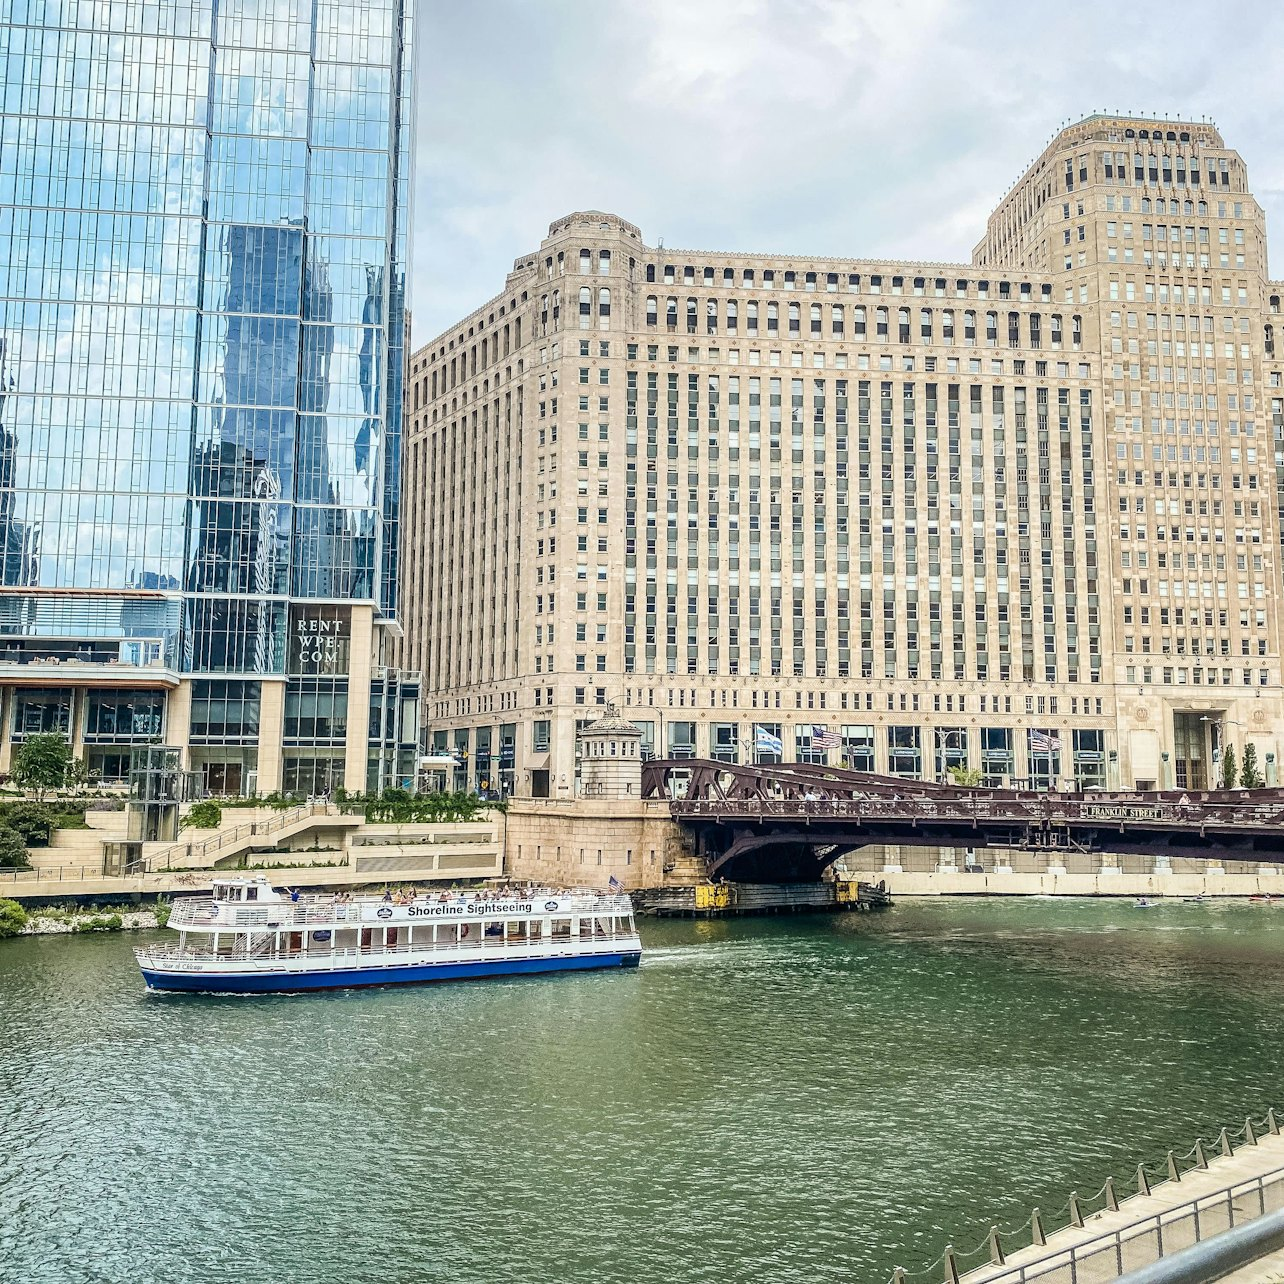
[{"x1": 641, "y1": 759, "x2": 1284, "y2": 883}]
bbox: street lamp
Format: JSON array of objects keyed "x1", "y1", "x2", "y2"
[
  {"x1": 607, "y1": 693, "x2": 664, "y2": 763},
  {"x1": 1201, "y1": 714, "x2": 1243, "y2": 788},
  {"x1": 936, "y1": 728, "x2": 967, "y2": 784}
]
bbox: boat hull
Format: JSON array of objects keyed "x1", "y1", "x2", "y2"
[{"x1": 140, "y1": 950, "x2": 642, "y2": 994}]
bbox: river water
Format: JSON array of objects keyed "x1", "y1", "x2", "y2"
[{"x1": 2, "y1": 899, "x2": 1283, "y2": 1284}]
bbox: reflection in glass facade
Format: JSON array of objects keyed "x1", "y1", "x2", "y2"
[{"x1": 0, "y1": 0, "x2": 412, "y2": 667}]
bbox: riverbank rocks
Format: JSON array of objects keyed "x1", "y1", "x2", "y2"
[{"x1": 21, "y1": 910, "x2": 159, "y2": 936}]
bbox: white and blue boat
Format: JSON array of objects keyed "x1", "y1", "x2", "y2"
[{"x1": 135, "y1": 877, "x2": 642, "y2": 994}]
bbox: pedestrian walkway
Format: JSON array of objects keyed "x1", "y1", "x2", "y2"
[
  {"x1": 892, "y1": 1115, "x2": 1284, "y2": 1284},
  {"x1": 967, "y1": 1130, "x2": 1284, "y2": 1284}
]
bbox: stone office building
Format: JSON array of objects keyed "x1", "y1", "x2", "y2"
[{"x1": 401, "y1": 115, "x2": 1284, "y2": 799}]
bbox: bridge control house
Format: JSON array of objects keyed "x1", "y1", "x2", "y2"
[{"x1": 401, "y1": 116, "x2": 1284, "y2": 797}]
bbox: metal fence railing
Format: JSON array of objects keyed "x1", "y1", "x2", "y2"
[{"x1": 886, "y1": 1111, "x2": 1284, "y2": 1284}]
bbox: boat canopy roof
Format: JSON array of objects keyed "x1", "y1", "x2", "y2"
[{"x1": 210, "y1": 876, "x2": 282, "y2": 904}]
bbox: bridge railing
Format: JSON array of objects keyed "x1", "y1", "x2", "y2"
[{"x1": 671, "y1": 794, "x2": 1284, "y2": 831}]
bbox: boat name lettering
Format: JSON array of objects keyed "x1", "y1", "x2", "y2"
[
  {"x1": 1081, "y1": 804, "x2": 1164, "y2": 821},
  {"x1": 407, "y1": 901, "x2": 538, "y2": 918}
]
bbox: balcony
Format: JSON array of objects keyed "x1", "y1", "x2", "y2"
[{"x1": 0, "y1": 639, "x2": 179, "y2": 689}]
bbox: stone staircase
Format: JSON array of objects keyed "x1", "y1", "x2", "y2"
[
  {"x1": 25, "y1": 809, "x2": 128, "y2": 874},
  {"x1": 141, "y1": 804, "x2": 362, "y2": 872},
  {"x1": 662, "y1": 829, "x2": 707, "y2": 885}
]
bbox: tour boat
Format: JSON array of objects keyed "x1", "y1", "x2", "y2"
[{"x1": 135, "y1": 877, "x2": 642, "y2": 994}]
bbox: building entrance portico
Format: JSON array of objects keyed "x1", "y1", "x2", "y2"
[{"x1": 1173, "y1": 711, "x2": 1209, "y2": 790}]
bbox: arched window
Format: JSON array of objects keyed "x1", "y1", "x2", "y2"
[
  {"x1": 767, "y1": 301, "x2": 779, "y2": 334},
  {"x1": 746, "y1": 300, "x2": 758, "y2": 334},
  {"x1": 646, "y1": 296, "x2": 658, "y2": 326},
  {"x1": 830, "y1": 304, "x2": 844, "y2": 337},
  {"x1": 876, "y1": 307, "x2": 888, "y2": 338},
  {"x1": 1050, "y1": 313, "x2": 1063, "y2": 347},
  {"x1": 1071, "y1": 314, "x2": 1083, "y2": 347},
  {"x1": 788, "y1": 302, "x2": 801, "y2": 335},
  {"x1": 854, "y1": 306, "x2": 867, "y2": 337},
  {"x1": 920, "y1": 308, "x2": 932, "y2": 342},
  {"x1": 646, "y1": 263, "x2": 656, "y2": 283},
  {"x1": 1028, "y1": 312, "x2": 1041, "y2": 349},
  {"x1": 985, "y1": 311, "x2": 998, "y2": 345},
  {"x1": 686, "y1": 297, "x2": 698, "y2": 333},
  {"x1": 810, "y1": 303, "x2": 822, "y2": 336},
  {"x1": 599, "y1": 249, "x2": 610, "y2": 273},
  {"x1": 579, "y1": 249, "x2": 591, "y2": 274},
  {"x1": 598, "y1": 287, "x2": 611, "y2": 326},
  {"x1": 579, "y1": 286, "x2": 592, "y2": 328},
  {"x1": 706, "y1": 298, "x2": 717, "y2": 334},
  {"x1": 898, "y1": 307, "x2": 910, "y2": 343},
  {"x1": 941, "y1": 309, "x2": 954, "y2": 343},
  {"x1": 726, "y1": 300, "x2": 738, "y2": 333},
  {"x1": 1007, "y1": 311, "x2": 1020, "y2": 347},
  {"x1": 666, "y1": 297, "x2": 677, "y2": 328}
]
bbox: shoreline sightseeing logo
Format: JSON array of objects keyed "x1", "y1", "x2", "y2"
[{"x1": 368, "y1": 899, "x2": 572, "y2": 921}]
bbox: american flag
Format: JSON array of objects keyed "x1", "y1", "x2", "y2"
[
  {"x1": 812, "y1": 725, "x2": 842, "y2": 749},
  {"x1": 1029, "y1": 729, "x2": 1062, "y2": 754},
  {"x1": 607, "y1": 875, "x2": 623, "y2": 893}
]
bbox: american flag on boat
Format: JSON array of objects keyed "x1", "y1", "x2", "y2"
[
  {"x1": 812, "y1": 725, "x2": 842, "y2": 749},
  {"x1": 607, "y1": 875, "x2": 623, "y2": 893},
  {"x1": 1028, "y1": 729, "x2": 1061, "y2": 754}
]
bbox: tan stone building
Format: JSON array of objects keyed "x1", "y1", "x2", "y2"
[{"x1": 400, "y1": 115, "x2": 1284, "y2": 799}]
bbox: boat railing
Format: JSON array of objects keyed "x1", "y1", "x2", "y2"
[
  {"x1": 166, "y1": 890, "x2": 635, "y2": 930},
  {"x1": 135, "y1": 930, "x2": 641, "y2": 971}
]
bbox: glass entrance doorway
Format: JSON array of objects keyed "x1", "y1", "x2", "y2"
[{"x1": 1173, "y1": 712, "x2": 1207, "y2": 790}]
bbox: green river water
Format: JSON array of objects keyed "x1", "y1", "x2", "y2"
[{"x1": 2, "y1": 899, "x2": 1283, "y2": 1284}]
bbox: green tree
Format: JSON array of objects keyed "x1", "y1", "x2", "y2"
[
  {"x1": 0, "y1": 897, "x2": 28, "y2": 937},
  {"x1": 1241, "y1": 742, "x2": 1263, "y2": 790},
  {"x1": 1220, "y1": 744, "x2": 1238, "y2": 791},
  {"x1": 948, "y1": 765, "x2": 984, "y2": 788},
  {"x1": 10, "y1": 733, "x2": 82, "y2": 802},
  {"x1": 0, "y1": 828, "x2": 31, "y2": 869},
  {"x1": 0, "y1": 801, "x2": 56, "y2": 845},
  {"x1": 181, "y1": 800, "x2": 223, "y2": 830}
]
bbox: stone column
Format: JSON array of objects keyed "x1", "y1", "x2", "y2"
[
  {"x1": 70, "y1": 687, "x2": 87, "y2": 760},
  {"x1": 0, "y1": 688, "x2": 11, "y2": 773},
  {"x1": 257, "y1": 679, "x2": 286, "y2": 794},
  {"x1": 166, "y1": 680, "x2": 193, "y2": 771},
  {"x1": 343, "y1": 606, "x2": 375, "y2": 793}
]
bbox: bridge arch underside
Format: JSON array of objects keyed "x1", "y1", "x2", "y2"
[{"x1": 690, "y1": 821, "x2": 1284, "y2": 884}]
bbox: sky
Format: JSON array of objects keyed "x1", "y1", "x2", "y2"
[{"x1": 410, "y1": 0, "x2": 1284, "y2": 342}]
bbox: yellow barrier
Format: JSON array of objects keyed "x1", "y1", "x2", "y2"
[
  {"x1": 694, "y1": 883, "x2": 731, "y2": 910},
  {"x1": 834, "y1": 880, "x2": 860, "y2": 904}
]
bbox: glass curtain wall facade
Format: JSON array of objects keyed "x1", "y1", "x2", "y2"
[{"x1": 0, "y1": 0, "x2": 416, "y2": 792}]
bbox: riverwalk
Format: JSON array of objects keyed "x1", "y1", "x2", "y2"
[{"x1": 904, "y1": 1114, "x2": 1284, "y2": 1284}]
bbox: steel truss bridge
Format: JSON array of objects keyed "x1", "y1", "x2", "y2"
[{"x1": 641, "y1": 759, "x2": 1284, "y2": 883}]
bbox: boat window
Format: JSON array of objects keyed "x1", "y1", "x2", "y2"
[
  {"x1": 550, "y1": 917, "x2": 571, "y2": 937},
  {"x1": 245, "y1": 887, "x2": 257, "y2": 901}
]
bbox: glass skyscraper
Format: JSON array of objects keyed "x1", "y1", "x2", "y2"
[{"x1": 0, "y1": 0, "x2": 417, "y2": 794}]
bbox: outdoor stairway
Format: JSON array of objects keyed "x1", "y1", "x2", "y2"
[{"x1": 141, "y1": 804, "x2": 363, "y2": 873}]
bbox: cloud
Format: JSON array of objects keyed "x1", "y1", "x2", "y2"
[{"x1": 411, "y1": 0, "x2": 1284, "y2": 339}]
